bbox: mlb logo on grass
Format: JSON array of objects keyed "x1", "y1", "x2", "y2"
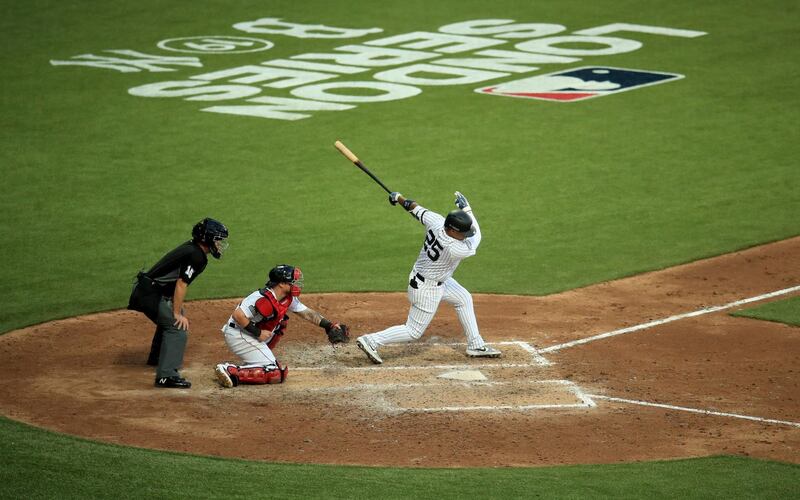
[{"x1": 476, "y1": 66, "x2": 684, "y2": 102}]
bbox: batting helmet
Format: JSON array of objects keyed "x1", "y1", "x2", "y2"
[
  {"x1": 444, "y1": 210, "x2": 475, "y2": 237},
  {"x1": 266, "y1": 264, "x2": 304, "y2": 297},
  {"x1": 192, "y1": 218, "x2": 229, "y2": 259}
]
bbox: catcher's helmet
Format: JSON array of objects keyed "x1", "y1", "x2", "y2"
[
  {"x1": 444, "y1": 209, "x2": 475, "y2": 237},
  {"x1": 192, "y1": 218, "x2": 229, "y2": 259},
  {"x1": 266, "y1": 264, "x2": 304, "y2": 297}
]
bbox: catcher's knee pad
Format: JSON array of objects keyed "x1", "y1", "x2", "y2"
[{"x1": 237, "y1": 364, "x2": 288, "y2": 384}]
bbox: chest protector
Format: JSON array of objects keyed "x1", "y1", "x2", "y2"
[{"x1": 253, "y1": 288, "x2": 291, "y2": 332}]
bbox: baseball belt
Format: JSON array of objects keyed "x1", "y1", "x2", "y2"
[{"x1": 410, "y1": 273, "x2": 442, "y2": 289}]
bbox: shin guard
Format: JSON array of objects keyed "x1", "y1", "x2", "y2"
[{"x1": 237, "y1": 364, "x2": 288, "y2": 384}]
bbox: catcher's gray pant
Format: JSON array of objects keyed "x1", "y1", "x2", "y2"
[
  {"x1": 366, "y1": 271, "x2": 487, "y2": 349},
  {"x1": 155, "y1": 298, "x2": 187, "y2": 379},
  {"x1": 221, "y1": 323, "x2": 277, "y2": 367}
]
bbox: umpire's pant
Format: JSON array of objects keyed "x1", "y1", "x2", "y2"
[{"x1": 155, "y1": 297, "x2": 188, "y2": 379}]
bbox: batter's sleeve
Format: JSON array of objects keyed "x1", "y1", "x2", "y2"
[
  {"x1": 410, "y1": 205, "x2": 445, "y2": 230},
  {"x1": 465, "y1": 210, "x2": 482, "y2": 250}
]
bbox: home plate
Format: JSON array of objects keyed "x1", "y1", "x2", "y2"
[{"x1": 437, "y1": 369, "x2": 487, "y2": 381}]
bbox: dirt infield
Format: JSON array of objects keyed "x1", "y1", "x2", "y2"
[{"x1": 1, "y1": 238, "x2": 799, "y2": 467}]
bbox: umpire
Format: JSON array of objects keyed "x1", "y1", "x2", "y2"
[{"x1": 128, "y1": 218, "x2": 229, "y2": 388}]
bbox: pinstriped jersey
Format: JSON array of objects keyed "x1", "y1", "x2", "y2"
[{"x1": 408, "y1": 205, "x2": 481, "y2": 282}]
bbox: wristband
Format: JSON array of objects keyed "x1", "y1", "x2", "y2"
[
  {"x1": 402, "y1": 199, "x2": 415, "y2": 211},
  {"x1": 319, "y1": 318, "x2": 332, "y2": 330},
  {"x1": 244, "y1": 321, "x2": 261, "y2": 337}
]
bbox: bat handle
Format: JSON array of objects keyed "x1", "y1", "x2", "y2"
[
  {"x1": 360, "y1": 165, "x2": 393, "y2": 194},
  {"x1": 375, "y1": 179, "x2": 393, "y2": 194},
  {"x1": 334, "y1": 140, "x2": 359, "y2": 163}
]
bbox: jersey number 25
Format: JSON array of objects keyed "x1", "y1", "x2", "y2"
[{"x1": 424, "y1": 230, "x2": 443, "y2": 261}]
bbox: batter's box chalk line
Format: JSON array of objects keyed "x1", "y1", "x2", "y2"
[
  {"x1": 302, "y1": 379, "x2": 596, "y2": 413},
  {"x1": 293, "y1": 340, "x2": 551, "y2": 371}
]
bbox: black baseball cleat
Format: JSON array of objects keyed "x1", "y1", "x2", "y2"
[{"x1": 154, "y1": 376, "x2": 192, "y2": 388}]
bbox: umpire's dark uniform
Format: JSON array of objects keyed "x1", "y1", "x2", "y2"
[
  {"x1": 129, "y1": 218, "x2": 228, "y2": 389},
  {"x1": 147, "y1": 240, "x2": 208, "y2": 379}
]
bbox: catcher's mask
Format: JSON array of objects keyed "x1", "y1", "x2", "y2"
[
  {"x1": 192, "y1": 217, "x2": 229, "y2": 259},
  {"x1": 444, "y1": 209, "x2": 475, "y2": 237},
  {"x1": 267, "y1": 264, "x2": 304, "y2": 297}
]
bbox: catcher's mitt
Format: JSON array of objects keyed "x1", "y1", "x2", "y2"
[{"x1": 325, "y1": 323, "x2": 350, "y2": 344}]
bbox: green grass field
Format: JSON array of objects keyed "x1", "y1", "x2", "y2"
[
  {"x1": 2, "y1": 0, "x2": 798, "y2": 497},
  {"x1": 734, "y1": 296, "x2": 800, "y2": 327},
  {"x1": 3, "y1": 417, "x2": 799, "y2": 499}
]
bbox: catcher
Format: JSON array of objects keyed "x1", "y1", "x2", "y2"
[{"x1": 214, "y1": 264, "x2": 349, "y2": 388}]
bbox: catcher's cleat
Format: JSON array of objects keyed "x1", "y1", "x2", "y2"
[
  {"x1": 214, "y1": 363, "x2": 232, "y2": 388},
  {"x1": 466, "y1": 345, "x2": 501, "y2": 358},
  {"x1": 154, "y1": 376, "x2": 192, "y2": 389},
  {"x1": 356, "y1": 335, "x2": 383, "y2": 364},
  {"x1": 215, "y1": 363, "x2": 238, "y2": 388}
]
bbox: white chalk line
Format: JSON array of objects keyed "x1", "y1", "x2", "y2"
[
  {"x1": 514, "y1": 341, "x2": 553, "y2": 366},
  {"x1": 569, "y1": 381, "x2": 597, "y2": 408},
  {"x1": 293, "y1": 340, "x2": 551, "y2": 371},
  {"x1": 301, "y1": 378, "x2": 571, "y2": 391},
  {"x1": 412, "y1": 380, "x2": 595, "y2": 413},
  {"x1": 589, "y1": 394, "x2": 800, "y2": 428},
  {"x1": 437, "y1": 340, "x2": 553, "y2": 366},
  {"x1": 287, "y1": 285, "x2": 800, "y2": 416},
  {"x1": 292, "y1": 362, "x2": 532, "y2": 371},
  {"x1": 541, "y1": 284, "x2": 800, "y2": 353},
  {"x1": 412, "y1": 403, "x2": 590, "y2": 412},
  {"x1": 298, "y1": 379, "x2": 592, "y2": 412}
]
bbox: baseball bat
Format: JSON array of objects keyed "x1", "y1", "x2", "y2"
[{"x1": 334, "y1": 140, "x2": 393, "y2": 194}]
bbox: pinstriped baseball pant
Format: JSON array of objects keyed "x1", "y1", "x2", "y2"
[{"x1": 367, "y1": 271, "x2": 487, "y2": 349}]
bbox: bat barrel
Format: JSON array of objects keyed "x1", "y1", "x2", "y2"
[{"x1": 334, "y1": 140, "x2": 359, "y2": 163}]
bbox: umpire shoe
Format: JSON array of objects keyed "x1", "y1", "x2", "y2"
[
  {"x1": 356, "y1": 335, "x2": 383, "y2": 364},
  {"x1": 466, "y1": 345, "x2": 502, "y2": 358},
  {"x1": 154, "y1": 376, "x2": 192, "y2": 389}
]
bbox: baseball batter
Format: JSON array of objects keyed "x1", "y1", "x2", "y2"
[
  {"x1": 215, "y1": 264, "x2": 349, "y2": 387},
  {"x1": 356, "y1": 191, "x2": 501, "y2": 364}
]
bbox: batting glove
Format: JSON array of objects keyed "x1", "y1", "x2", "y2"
[
  {"x1": 389, "y1": 192, "x2": 402, "y2": 205},
  {"x1": 454, "y1": 191, "x2": 470, "y2": 210}
]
